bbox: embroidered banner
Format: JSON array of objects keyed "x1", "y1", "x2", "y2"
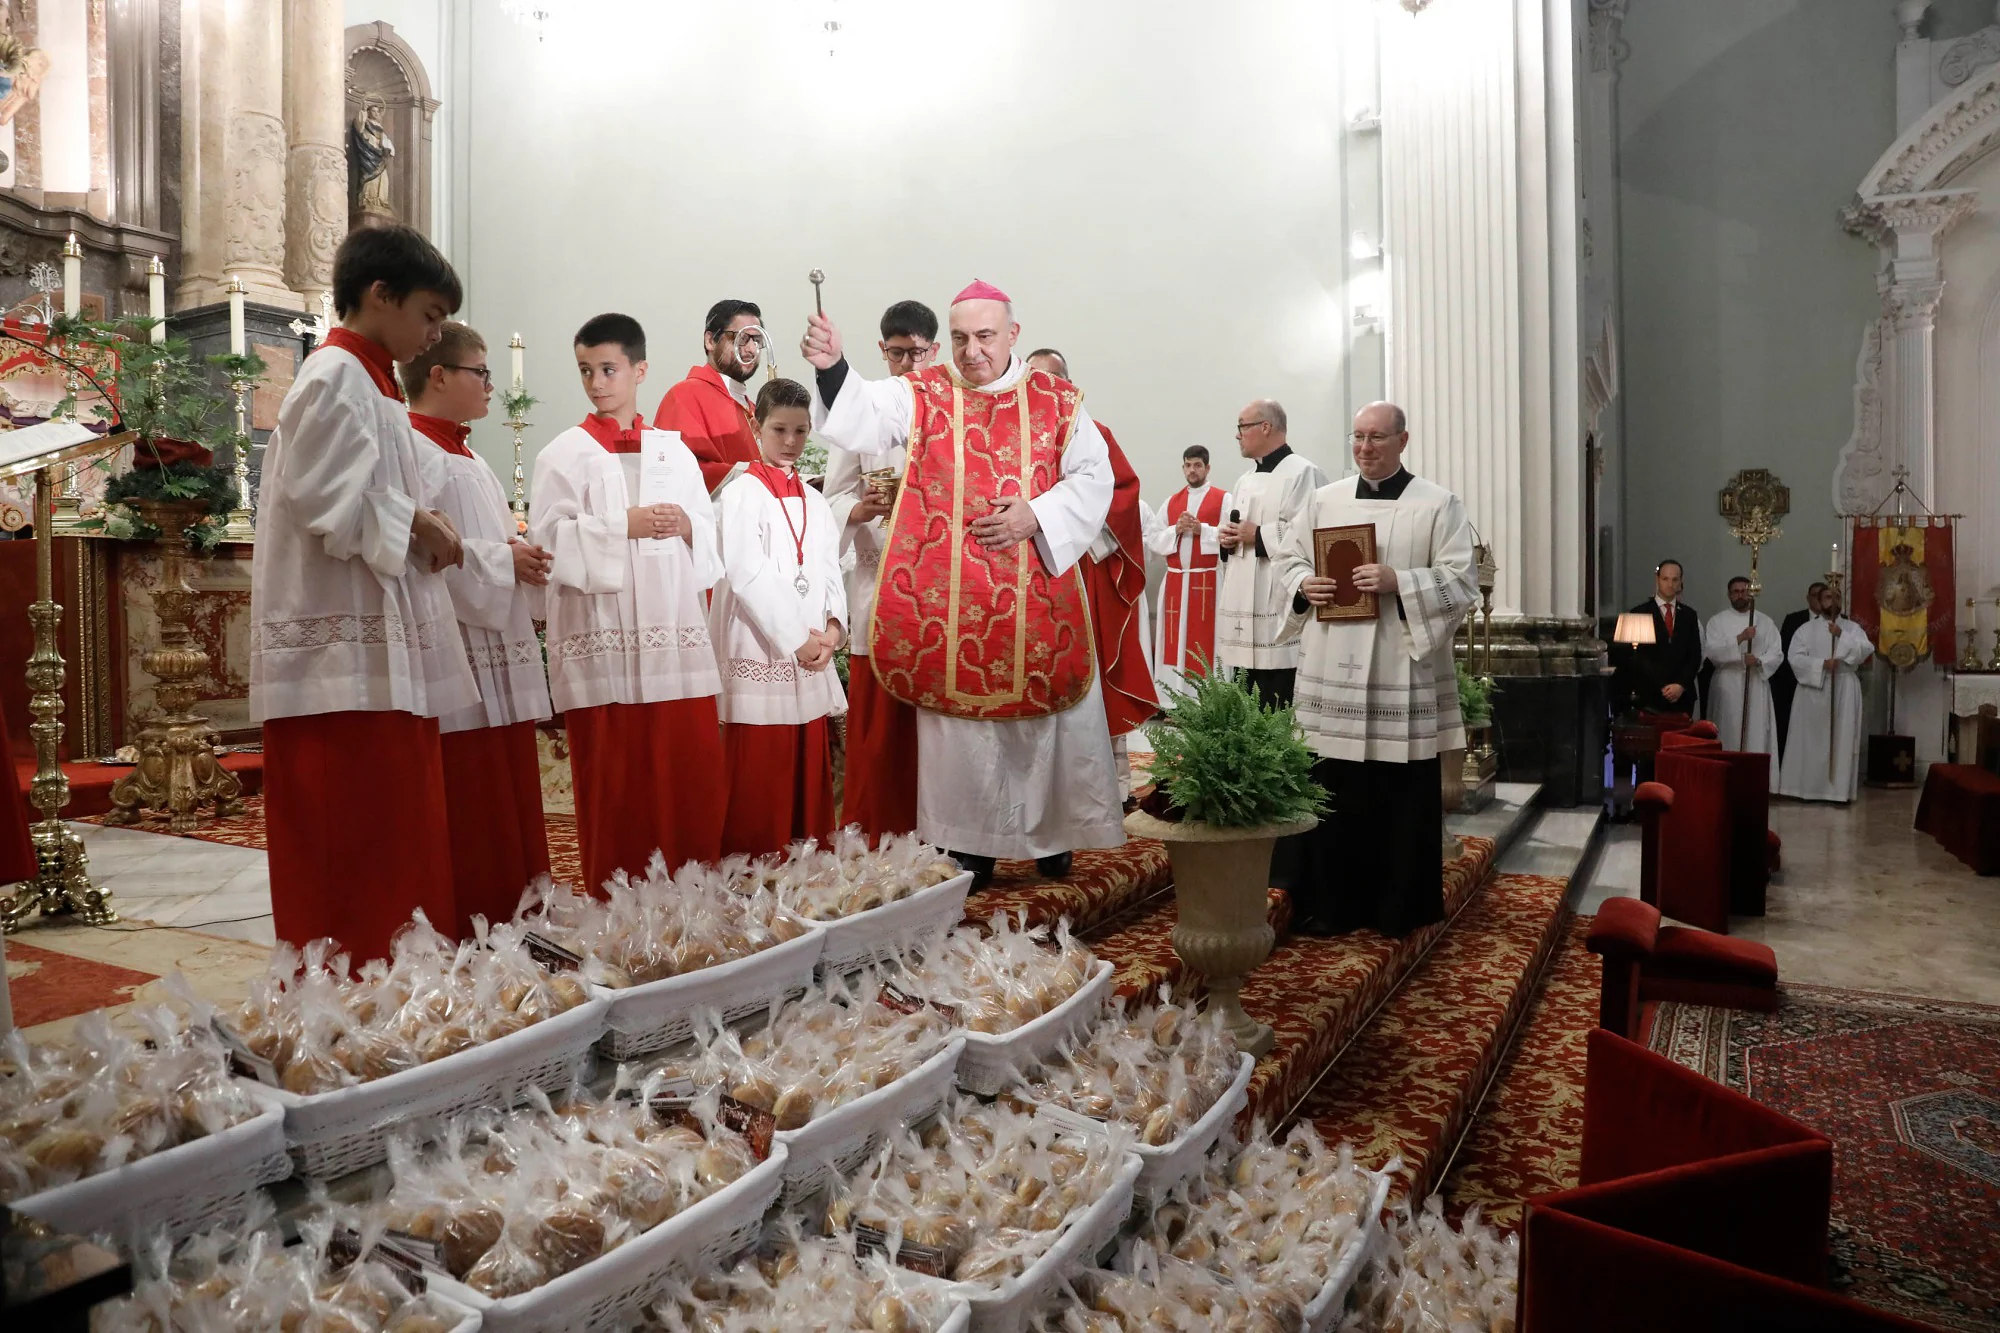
[{"x1": 1847, "y1": 516, "x2": 1955, "y2": 668}]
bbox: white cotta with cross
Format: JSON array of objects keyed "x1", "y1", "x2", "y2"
[{"x1": 1277, "y1": 474, "x2": 1479, "y2": 761}]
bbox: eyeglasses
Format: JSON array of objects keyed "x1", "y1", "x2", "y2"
[
  {"x1": 1234, "y1": 420, "x2": 1268, "y2": 435},
  {"x1": 882, "y1": 344, "x2": 933, "y2": 365},
  {"x1": 1351, "y1": 430, "x2": 1401, "y2": 445},
  {"x1": 442, "y1": 365, "x2": 493, "y2": 386}
]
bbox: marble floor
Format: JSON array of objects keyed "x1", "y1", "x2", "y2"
[{"x1": 1571, "y1": 786, "x2": 2000, "y2": 1005}]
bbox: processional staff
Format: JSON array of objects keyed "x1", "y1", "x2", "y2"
[{"x1": 1717, "y1": 470, "x2": 1788, "y2": 752}]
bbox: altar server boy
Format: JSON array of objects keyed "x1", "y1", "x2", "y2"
[
  {"x1": 250, "y1": 224, "x2": 477, "y2": 965},
  {"x1": 709, "y1": 378, "x2": 847, "y2": 858},
  {"x1": 402, "y1": 321, "x2": 555, "y2": 931},
  {"x1": 531, "y1": 314, "x2": 725, "y2": 890}
]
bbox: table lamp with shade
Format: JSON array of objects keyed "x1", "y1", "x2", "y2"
[{"x1": 1612, "y1": 611, "x2": 1657, "y2": 649}]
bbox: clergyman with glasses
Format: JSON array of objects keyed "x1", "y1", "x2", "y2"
[
  {"x1": 654, "y1": 297, "x2": 769, "y2": 494},
  {"x1": 1275, "y1": 402, "x2": 1478, "y2": 938},
  {"x1": 1215, "y1": 398, "x2": 1327, "y2": 710},
  {"x1": 820, "y1": 299, "x2": 938, "y2": 846}
]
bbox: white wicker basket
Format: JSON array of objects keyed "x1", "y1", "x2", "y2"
[
  {"x1": 953, "y1": 1150, "x2": 1141, "y2": 1333},
  {"x1": 263, "y1": 996, "x2": 607, "y2": 1179},
  {"x1": 773, "y1": 1037, "x2": 964, "y2": 1209},
  {"x1": 12, "y1": 1085, "x2": 292, "y2": 1252},
  {"x1": 1130, "y1": 1053, "x2": 1256, "y2": 1202},
  {"x1": 428, "y1": 1142, "x2": 787, "y2": 1333},
  {"x1": 816, "y1": 871, "x2": 974, "y2": 977},
  {"x1": 596, "y1": 927, "x2": 825, "y2": 1062},
  {"x1": 1302, "y1": 1168, "x2": 1393, "y2": 1333},
  {"x1": 954, "y1": 960, "x2": 1114, "y2": 1098}
]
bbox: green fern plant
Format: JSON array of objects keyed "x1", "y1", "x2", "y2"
[
  {"x1": 1143, "y1": 661, "x2": 1328, "y2": 828},
  {"x1": 1456, "y1": 659, "x2": 1496, "y2": 728}
]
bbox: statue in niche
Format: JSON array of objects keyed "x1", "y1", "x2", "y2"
[
  {"x1": 348, "y1": 101, "x2": 396, "y2": 219},
  {"x1": 0, "y1": 25, "x2": 50, "y2": 175}
]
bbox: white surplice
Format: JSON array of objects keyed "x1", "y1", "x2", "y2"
[
  {"x1": 812, "y1": 354, "x2": 1122, "y2": 858},
  {"x1": 1700, "y1": 607, "x2": 1780, "y2": 775},
  {"x1": 1276, "y1": 474, "x2": 1477, "y2": 762},
  {"x1": 429, "y1": 444, "x2": 553, "y2": 735},
  {"x1": 1777, "y1": 615, "x2": 1875, "y2": 803},
  {"x1": 529, "y1": 426, "x2": 721, "y2": 713},
  {"x1": 1217, "y1": 452, "x2": 1328, "y2": 671},
  {"x1": 250, "y1": 348, "x2": 476, "y2": 723},
  {"x1": 709, "y1": 469, "x2": 848, "y2": 726},
  {"x1": 822, "y1": 439, "x2": 905, "y2": 663},
  {"x1": 1145, "y1": 482, "x2": 1231, "y2": 696}
]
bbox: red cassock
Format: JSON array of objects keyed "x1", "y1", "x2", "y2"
[
  {"x1": 264, "y1": 711, "x2": 455, "y2": 966},
  {"x1": 1081, "y1": 425, "x2": 1160, "y2": 737},
  {"x1": 653, "y1": 365, "x2": 761, "y2": 494},
  {"x1": 566, "y1": 697, "x2": 725, "y2": 891},
  {"x1": 1158, "y1": 483, "x2": 1225, "y2": 674},
  {"x1": 720, "y1": 718, "x2": 837, "y2": 859},
  {"x1": 439, "y1": 720, "x2": 549, "y2": 932},
  {"x1": 840, "y1": 658, "x2": 918, "y2": 847}
]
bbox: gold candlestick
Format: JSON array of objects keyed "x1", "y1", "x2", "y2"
[
  {"x1": 1989, "y1": 596, "x2": 2000, "y2": 671},
  {"x1": 1, "y1": 463, "x2": 116, "y2": 930},
  {"x1": 1963, "y1": 598, "x2": 1983, "y2": 671},
  {"x1": 222, "y1": 371, "x2": 256, "y2": 540}
]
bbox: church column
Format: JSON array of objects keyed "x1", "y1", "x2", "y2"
[
  {"x1": 284, "y1": 0, "x2": 347, "y2": 308},
  {"x1": 1843, "y1": 191, "x2": 1976, "y2": 509},
  {"x1": 1379, "y1": 0, "x2": 1582, "y2": 621},
  {"x1": 178, "y1": 0, "x2": 299, "y2": 309}
]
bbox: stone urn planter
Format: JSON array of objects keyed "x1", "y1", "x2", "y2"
[{"x1": 1124, "y1": 807, "x2": 1318, "y2": 1057}]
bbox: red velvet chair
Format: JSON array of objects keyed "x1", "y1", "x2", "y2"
[
  {"x1": 1586, "y1": 896, "x2": 1778, "y2": 1041},
  {"x1": 1652, "y1": 735, "x2": 1776, "y2": 915},
  {"x1": 1634, "y1": 781, "x2": 1673, "y2": 908},
  {"x1": 1518, "y1": 1030, "x2": 1934, "y2": 1333},
  {"x1": 1654, "y1": 749, "x2": 1734, "y2": 932}
]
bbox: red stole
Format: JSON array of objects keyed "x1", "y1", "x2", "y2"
[
  {"x1": 409, "y1": 412, "x2": 475, "y2": 457},
  {"x1": 580, "y1": 412, "x2": 644, "y2": 453},
  {"x1": 1160, "y1": 484, "x2": 1225, "y2": 672},
  {"x1": 1164, "y1": 485, "x2": 1226, "y2": 570},
  {"x1": 321, "y1": 328, "x2": 404, "y2": 401},
  {"x1": 869, "y1": 364, "x2": 1094, "y2": 721},
  {"x1": 1083, "y1": 424, "x2": 1158, "y2": 736}
]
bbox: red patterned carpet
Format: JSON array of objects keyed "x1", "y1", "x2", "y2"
[
  {"x1": 78, "y1": 792, "x2": 273, "y2": 849},
  {"x1": 4, "y1": 938, "x2": 162, "y2": 1027},
  {"x1": 970, "y1": 841, "x2": 1173, "y2": 934},
  {"x1": 1652, "y1": 985, "x2": 2000, "y2": 1332},
  {"x1": 1297, "y1": 873, "x2": 1572, "y2": 1204},
  {"x1": 1441, "y1": 914, "x2": 1599, "y2": 1228}
]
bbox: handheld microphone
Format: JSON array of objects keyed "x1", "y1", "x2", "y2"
[{"x1": 1221, "y1": 509, "x2": 1241, "y2": 561}]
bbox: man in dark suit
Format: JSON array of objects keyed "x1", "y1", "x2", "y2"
[
  {"x1": 1615, "y1": 559, "x2": 1702, "y2": 715},
  {"x1": 1771, "y1": 581, "x2": 1826, "y2": 754}
]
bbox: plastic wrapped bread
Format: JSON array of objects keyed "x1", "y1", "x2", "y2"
[
  {"x1": 894, "y1": 914, "x2": 1096, "y2": 1036},
  {"x1": 647, "y1": 1223, "x2": 957, "y2": 1333},
  {"x1": 1011, "y1": 988, "x2": 1238, "y2": 1146}
]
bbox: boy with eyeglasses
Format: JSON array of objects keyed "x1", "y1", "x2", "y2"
[
  {"x1": 819, "y1": 299, "x2": 935, "y2": 845},
  {"x1": 654, "y1": 297, "x2": 767, "y2": 494},
  {"x1": 401, "y1": 321, "x2": 554, "y2": 931}
]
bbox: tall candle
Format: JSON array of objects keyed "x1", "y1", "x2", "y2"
[
  {"x1": 227, "y1": 275, "x2": 246, "y2": 355},
  {"x1": 146, "y1": 256, "x2": 166, "y2": 343},
  {"x1": 1830, "y1": 541, "x2": 1839, "y2": 573},
  {"x1": 61, "y1": 232, "x2": 81, "y2": 317},
  {"x1": 510, "y1": 332, "x2": 524, "y2": 392}
]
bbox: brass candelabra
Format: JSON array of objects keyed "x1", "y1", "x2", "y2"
[
  {"x1": 1963, "y1": 598, "x2": 1983, "y2": 671},
  {"x1": 1990, "y1": 596, "x2": 2000, "y2": 671},
  {"x1": 104, "y1": 500, "x2": 243, "y2": 832},
  {"x1": 0, "y1": 433, "x2": 137, "y2": 931},
  {"x1": 222, "y1": 370, "x2": 256, "y2": 541}
]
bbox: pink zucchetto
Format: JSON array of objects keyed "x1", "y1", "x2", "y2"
[{"x1": 952, "y1": 279, "x2": 1011, "y2": 305}]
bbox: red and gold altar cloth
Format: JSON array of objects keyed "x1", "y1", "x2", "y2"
[{"x1": 868, "y1": 364, "x2": 1096, "y2": 721}]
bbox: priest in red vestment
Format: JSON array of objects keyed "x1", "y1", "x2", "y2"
[
  {"x1": 804, "y1": 283, "x2": 1123, "y2": 886},
  {"x1": 1144, "y1": 444, "x2": 1230, "y2": 697},
  {"x1": 1026, "y1": 349, "x2": 1157, "y2": 800},
  {"x1": 653, "y1": 298, "x2": 766, "y2": 494}
]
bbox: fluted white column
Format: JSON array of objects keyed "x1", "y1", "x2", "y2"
[{"x1": 1379, "y1": 0, "x2": 1581, "y2": 618}]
